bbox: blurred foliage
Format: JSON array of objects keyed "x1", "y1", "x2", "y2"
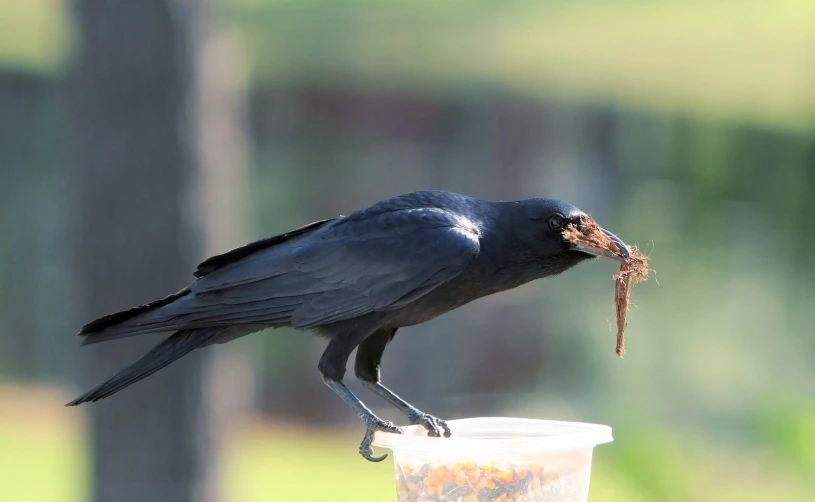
[
  {"x1": 0, "y1": 0, "x2": 70, "y2": 73},
  {"x1": 230, "y1": 0, "x2": 815, "y2": 130},
  {"x1": 5, "y1": 0, "x2": 815, "y2": 127},
  {"x1": 753, "y1": 400, "x2": 815, "y2": 475}
]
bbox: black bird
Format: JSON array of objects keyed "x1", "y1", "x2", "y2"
[{"x1": 67, "y1": 190, "x2": 630, "y2": 461}]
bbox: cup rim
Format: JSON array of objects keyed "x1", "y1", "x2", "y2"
[{"x1": 372, "y1": 416, "x2": 613, "y2": 454}]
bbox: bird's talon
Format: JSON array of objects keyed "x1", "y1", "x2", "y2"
[
  {"x1": 358, "y1": 418, "x2": 403, "y2": 462},
  {"x1": 410, "y1": 413, "x2": 451, "y2": 438},
  {"x1": 361, "y1": 447, "x2": 388, "y2": 462}
]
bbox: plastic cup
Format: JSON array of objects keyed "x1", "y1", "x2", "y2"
[{"x1": 373, "y1": 417, "x2": 613, "y2": 502}]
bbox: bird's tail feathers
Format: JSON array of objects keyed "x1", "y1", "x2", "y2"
[
  {"x1": 66, "y1": 327, "x2": 222, "y2": 406},
  {"x1": 77, "y1": 287, "x2": 192, "y2": 345}
]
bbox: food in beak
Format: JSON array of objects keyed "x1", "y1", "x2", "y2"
[{"x1": 563, "y1": 217, "x2": 651, "y2": 356}]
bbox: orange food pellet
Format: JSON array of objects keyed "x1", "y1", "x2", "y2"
[{"x1": 496, "y1": 469, "x2": 514, "y2": 484}]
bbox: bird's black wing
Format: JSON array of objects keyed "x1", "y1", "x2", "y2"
[
  {"x1": 193, "y1": 218, "x2": 336, "y2": 278},
  {"x1": 170, "y1": 207, "x2": 481, "y2": 329}
]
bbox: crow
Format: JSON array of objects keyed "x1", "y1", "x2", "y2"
[{"x1": 67, "y1": 190, "x2": 630, "y2": 461}]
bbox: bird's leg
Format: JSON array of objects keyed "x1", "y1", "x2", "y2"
[
  {"x1": 319, "y1": 332, "x2": 402, "y2": 462},
  {"x1": 321, "y1": 377, "x2": 402, "y2": 462},
  {"x1": 360, "y1": 380, "x2": 452, "y2": 438},
  {"x1": 355, "y1": 329, "x2": 452, "y2": 438}
]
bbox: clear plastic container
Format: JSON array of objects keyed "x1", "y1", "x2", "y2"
[{"x1": 373, "y1": 417, "x2": 613, "y2": 502}]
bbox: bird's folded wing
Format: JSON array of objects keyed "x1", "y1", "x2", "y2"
[{"x1": 170, "y1": 208, "x2": 481, "y2": 329}]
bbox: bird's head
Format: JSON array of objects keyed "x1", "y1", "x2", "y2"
[{"x1": 507, "y1": 198, "x2": 631, "y2": 276}]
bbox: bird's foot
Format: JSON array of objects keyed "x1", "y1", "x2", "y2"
[
  {"x1": 409, "y1": 412, "x2": 452, "y2": 438},
  {"x1": 359, "y1": 417, "x2": 403, "y2": 462}
]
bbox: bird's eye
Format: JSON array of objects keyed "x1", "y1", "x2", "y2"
[{"x1": 548, "y1": 215, "x2": 565, "y2": 232}]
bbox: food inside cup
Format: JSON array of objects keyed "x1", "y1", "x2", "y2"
[
  {"x1": 395, "y1": 452, "x2": 592, "y2": 501},
  {"x1": 374, "y1": 417, "x2": 613, "y2": 502}
]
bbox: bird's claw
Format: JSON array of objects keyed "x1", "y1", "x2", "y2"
[
  {"x1": 359, "y1": 418, "x2": 403, "y2": 462},
  {"x1": 410, "y1": 412, "x2": 452, "y2": 438}
]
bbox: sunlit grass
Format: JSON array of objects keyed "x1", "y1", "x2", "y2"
[
  {"x1": 2, "y1": 385, "x2": 814, "y2": 502},
  {"x1": 0, "y1": 387, "x2": 88, "y2": 502},
  {"x1": 224, "y1": 420, "x2": 396, "y2": 502}
]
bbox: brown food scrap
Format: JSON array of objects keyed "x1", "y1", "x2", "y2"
[{"x1": 563, "y1": 217, "x2": 650, "y2": 357}]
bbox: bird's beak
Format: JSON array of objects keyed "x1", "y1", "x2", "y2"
[{"x1": 569, "y1": 227, "x2": 631, "y2": 263}]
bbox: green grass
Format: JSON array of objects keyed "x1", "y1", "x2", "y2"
[
  {"x1": 2, "y1": 386, "x2": 815, "y2": 502},
  {"x1": 224, "y1": 421, "x2": 396, "y2": 502},
  {"x1": 0, "y1": 423, "x2": 86, "y2": 501},
  {"x1": 0, "y1": 388, "x2": 88, "y2": 502},
  {"x1": 0, "y1": 386, "x2": 399, "y2": 502}
]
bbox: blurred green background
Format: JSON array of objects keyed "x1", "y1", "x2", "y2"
[{"x1": 1, "y1": 0, "x2": 814, "y2": 501}]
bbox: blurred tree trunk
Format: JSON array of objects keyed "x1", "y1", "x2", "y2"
[
  {"x1": 70, "y1": 1, "x2": 212, "y2": 501},
  {"x1": 191, "y1": 12, "x2": 253, "y2": 501}
]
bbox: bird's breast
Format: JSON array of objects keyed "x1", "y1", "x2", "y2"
[{"x1": 384, "y1": 270, "x2": 530, "y2": 327}]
